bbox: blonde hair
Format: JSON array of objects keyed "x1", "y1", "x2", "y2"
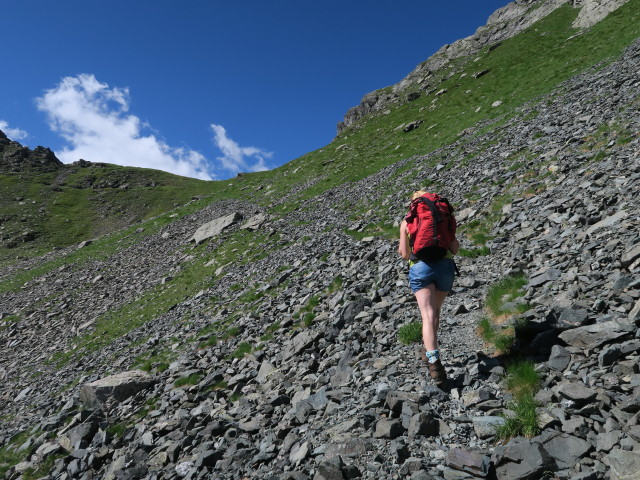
[{"x1": 411, "y1": 190, "x2": 427, "y2": 200}]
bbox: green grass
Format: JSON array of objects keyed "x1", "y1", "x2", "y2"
[
  {"x1": 133, "y1": 348, "x2": 176, "y2": 373},
  {"x1": 398, "y1": 321, "x2": 422, "y2": 345},
  {"x1": 344, "y1": 223, "x2": 397, "y2": 241},
  {"x1": 495, "y1": 392, "x2": 541, "y2": 440},
  {"x1": 485, "y1": 273, "x2": 530, "y2": 317},
  {"x1": 231, "y1": 342, "x2": 253, "y2": 359},
  {"x1": 302, "y1": 312, "x2": 315, "y2": 327},
  {"x1": 494, "y1": 361, "x2": 542, "y2": 440},
  {"x1": 174, "y1": 373, "x2": 203, "y2": 387},
  {"x1": 106, "y1": 422, "x2": 127, "y2": 437},
  {"x1": 0, "y1": 431, "x2": 32, "y2": 478},
  {"x1": 260, "y1": 321, "x2": 282, "y2": 341},
  {"x1": 327, "y1": 276, "x2": 343, "y2": 293},
  {"x1": 199, "y1": 335, "x2": 219, "y2": 349},
  {"x1": 0, "y1": 163, "x2": 222, "y2": 262},
  {"x1": 478, "y1": 317, "x2": 515, "y2": 354},
  {"x1": 503, "y1": 360, "x2": 541, "y2": 399},
  {"x1": 22, "y1": 453, "x2": 66, "y2": 480},
  {"x1": 295, "y1": 294, "x2": 321, "y2": 328}
]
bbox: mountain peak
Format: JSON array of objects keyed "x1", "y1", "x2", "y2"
[{"x1": 0, "y1": 131, "x2": 62, "y2": 173}]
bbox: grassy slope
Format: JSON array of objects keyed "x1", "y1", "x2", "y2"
[
  {"x1": 219, "y1": 2, "x2": 640, "y2": 210},
  {"x1": 0, "y1": 163, "x2": 224, "y2": 264}
]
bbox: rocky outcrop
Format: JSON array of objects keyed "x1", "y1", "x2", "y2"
[
  {"x1": 337, "y1": 0, "x2": 630, "y2": 134},
  {"x1": 0, "y1": 130, "x2": 62, "y2": 172},
  {"x1": 572, "y1": 0, "x2": 631, "y2": 28}
]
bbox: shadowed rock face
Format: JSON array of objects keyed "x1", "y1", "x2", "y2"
[{"x1": 0, "y1": 132, "x2": 62, "y2": 172}]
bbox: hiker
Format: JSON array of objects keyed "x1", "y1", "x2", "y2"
[{"x1": 398, "y1": 190, "x2": 459, "y2": 385}]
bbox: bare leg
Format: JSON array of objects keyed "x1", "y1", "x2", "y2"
[{"x1": 415, "y1": 285, "x2": 449, "y2": 352}]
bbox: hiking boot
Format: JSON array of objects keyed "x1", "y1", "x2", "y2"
[{"x1": 428, "y1": 359, "x2": 447, "y2": 385}]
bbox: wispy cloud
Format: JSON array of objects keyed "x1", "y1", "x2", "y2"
[
  {"x1": 36, "y1": 74, "x2": 212, "y2": 180},
  {"x1": 211, "y1": 124, "x2": 271, "y2": 174},
  {"x1": 0, "y1": 120, "x2": 29, "y2": 141}
]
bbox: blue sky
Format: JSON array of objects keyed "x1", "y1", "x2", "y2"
[{"x1": 1, "y1": 0, "x2": 508, "y2": 180}]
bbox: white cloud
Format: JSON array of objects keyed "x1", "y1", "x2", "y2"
[
  {"x1": 211, "y1": 124, "x2": 272, "y2": 174},
  {"x1": 0, "y1": 120, "x2": 29, "y2": 141},
  {"x1": 36, "y1": 74, "x2": 212, "y2": 180}
]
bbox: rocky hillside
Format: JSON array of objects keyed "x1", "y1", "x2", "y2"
[{"x1": 1, "y1": 1, "x2": 639, "y2": 479}]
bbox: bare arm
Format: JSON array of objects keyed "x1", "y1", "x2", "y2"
[
  {"x1": 398, "y1": 220, "x2": 411, "y2": 260},
  {"x1": 449, "y1": 238, "x2": 460, "y2": 255}
]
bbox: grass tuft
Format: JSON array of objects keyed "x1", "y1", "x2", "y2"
[
  {"x1": 231, "y1": 342, "x2": 253, "y2": 359},
  {"x1": 494, "y1": 360, "x2": 542, "y2": 440},
  {"x1": 495, "y1": 392, "x2": 541, "y2": 440},
  {"x1": 485, "y1": 273, "x2": 530, "y2": 318},
  {"x1": 478, "y1": 317, "x2": 515, "y2": 353},
  {"x1": 504, "y1": 360, "x2": 540, "y2": 399},
  {"x1": 174, "y1": 373, "x2": 202, "y2": 388},
  {"x1": 398, "y1": 321, "x2": 422, "y2": 345}
]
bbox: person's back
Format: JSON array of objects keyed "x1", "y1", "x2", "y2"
[{"x1": 399, "y1": 190, "x2": 459, "y2": 386}]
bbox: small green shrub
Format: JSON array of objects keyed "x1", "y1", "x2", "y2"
[
  {"x1": 493, "y1": 333, "x2": 515, "y2": 353},
  {"x1": 223, "y1": 327, "x2": 241, "y2": 339},
  {"x1": 328, "y1": 276, "x2": 343, "y2": 293},
  {"x1": 106, "y1": 423, "x2": 126, "y2": 437},
  {"x1": 199, "y1": 335, "x2": 218, "y2": 348},
  {"x1": 398, "y1": 322, "x2": 422, "y2": 344},
  {"x1": 266, "y1": 321, "x2": 281, "y2": 333},
  {"x1": 478, "y1": 317, "x2": 495, "y2": 342}
]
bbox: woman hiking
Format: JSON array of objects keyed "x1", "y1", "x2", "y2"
[{"x1": 398, "y1": 190, "x2": 459, "y2": 385}]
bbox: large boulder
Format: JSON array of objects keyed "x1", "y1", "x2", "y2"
[
  {"x1": 189, "y1": 212, "x2": 242, "y2": 245},
  {"x1": 558, "y1": 319, "x2": 634, "y2": 349},
  {"x1": 492, "y1": 437, "x2": 556, "y2": 480},
  {"x1": 79, "y1": 370, "x2": 156, "y2": 411}
]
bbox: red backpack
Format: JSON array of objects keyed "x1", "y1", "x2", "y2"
[{"x1": 405, "y1": 193, "x2": 456, "y2": 262}]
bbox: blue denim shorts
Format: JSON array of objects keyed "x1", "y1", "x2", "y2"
[{"x1": 408, "y1": 259, "x2": 455, "y2": 293}]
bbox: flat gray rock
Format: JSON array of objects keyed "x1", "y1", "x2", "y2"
[
  {"x1": 79, "y1": 370, "x2": 156, "y2": 411},
  {"x1": 189, "y1": 212, "x2": 242, "y2": 244},
  {"x1": 471, "y1": 416, "x2": 504, "y2": 439},
  {"x1": 558, "y1": 319, "x2": 634, "y2": 349},
  {"x1": 606, "y1": 448, "x2": 640, "y2": 480}
]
